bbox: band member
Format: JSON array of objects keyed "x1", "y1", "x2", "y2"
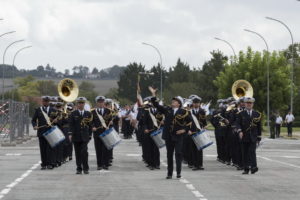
[
  {"x1": 211, "y1": 99, "x2": 228, "y2": 164},
  {"x1": 91, "y1": 96, "x2": 113, "y2": 170},
  {"x1": 188, "y1": 96, "x2": 207, "y2": 170},
  {"x1": 236, "y1": 97, "x2": 261, "y2": 174},
  {"x1": 143, "y1": 101, "x2": 164, "y2": 170},
  {"x1": 121, "y1": 105, "x2": 134, "y2": 139},
  {"x1": 69, "y1": 97, "x2": 92, "y2": 174},
  {"x1": 150, "y1": 88, "x2": 192, "y2": 179},
  {"x1": 32, "y1": 96, "x2": 58, "y2": 170},
  {"x1": 54, "y1": 101, "x2": 65, "y2": 166},
  {"x1": 230, "y1": 97, "x2": 245, "y2": 170}
]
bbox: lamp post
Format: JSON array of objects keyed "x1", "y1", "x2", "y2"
[
  {"x1": 214, "y1": 37, "x2": 237, "y2": 57},
  {"x1": 244, "y1": 29, "x2": 271, "y2": 138},
  {"x1": 11, "y1": 45, "x2": 32, "y2": 100},
  {"x1": 142, "y1": 42, "x2": 163, "y2": 99},
  {"x1": 266, "y1": 16, "x2": 294, "y2": 113},
  {"x1": 2, "y1": 39, "x2": 25, "y2": 101}
]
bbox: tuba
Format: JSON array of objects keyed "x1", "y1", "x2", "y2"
[
  {"x1": 227, "y1": 80, "x2": 253, "y2": 111},
  {"x1": 58, "y1": 78, "x2": 79, "y2": 113},
  {"x1": 231, "y1": 80, "x2": 253, "y2": 100}
]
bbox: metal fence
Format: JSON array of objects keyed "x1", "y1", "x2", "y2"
[{"x1": 0, "y1": 100, "x2": 30, "y2": 144}]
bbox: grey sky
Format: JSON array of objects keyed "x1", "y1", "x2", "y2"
[{"x1": 0, "y1": 0, "x2": 299, "y2": 72}]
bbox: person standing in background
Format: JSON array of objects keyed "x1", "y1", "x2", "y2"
[
  {"x1": 275, "y1": 113, "x2": 283, "y2": 138},
  {"x1": 285, "y1": 111, "x2": 295, "y2": 137}
]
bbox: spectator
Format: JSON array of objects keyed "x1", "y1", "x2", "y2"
[
  {"x1": 275, "y1": 113, "x2": 283, "y2": 138},
  {"x1": 285, "y1": 111, "x2": 295, "y2": 137}
]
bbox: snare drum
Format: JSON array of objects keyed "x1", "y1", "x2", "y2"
[
  {"x1": 99, "y1": 128, "x2": 122, "y2": 150},
  {"x1": 43, "y1": 126, "x2": 65, "y2": 148},
  {"x1": 150, "y1": 128, "x2": 165, "y2": 148},
  {"x1": 191, "y1": 130, "x2": 213, "y2": 150}
]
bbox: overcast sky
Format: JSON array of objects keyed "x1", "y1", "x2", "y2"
[{"x1": 0, "y1": 0, "x2": 299, "y2": 72}]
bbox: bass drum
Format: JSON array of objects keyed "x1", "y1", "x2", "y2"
[
  {"x1": 43, "y1": 126, "x2": 65, "y2": 148},
  {"x1": 191, "y1": 130, "x2": 213, "y2": 150}
]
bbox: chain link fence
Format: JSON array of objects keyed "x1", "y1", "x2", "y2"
[{"x1": 0, "y1": 100, "x2": 30, "y2": 145}]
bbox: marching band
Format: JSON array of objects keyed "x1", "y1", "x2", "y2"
[{"x1": 31, "y1": 78, "x2": 262, "y2": 177}]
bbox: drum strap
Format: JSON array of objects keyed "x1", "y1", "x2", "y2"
[
  {"x1": 96, "y1": 110, "x2": 107, "y2": 129},
  {"x1": 149, "y1": 110, "x2": 158, "y2": 128},
  {"x1": 190, "y1": 111, "x2": 202, "y2": 131},
  {"x1": 40, "y1": 107, "x2": 51, "y2": 126}
]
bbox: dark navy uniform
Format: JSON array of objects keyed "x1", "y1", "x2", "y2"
[
  {"x1": 32, "y1": 105, "x2": 57, "y2": 169},
  {"x1": 236, "y1": 109, "x2": 261, "y2": 174},
  {"x1": 69, "y1": 109, "x2": 92, "y2": 173},
  {"x1": 91, "y1": 107, "x2": 113, "y2": 169}
]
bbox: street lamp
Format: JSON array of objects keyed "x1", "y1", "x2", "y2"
[
  {"x1": 266, "y1": 16, "x2": 294, "y2": 113},
  {"x1": 142, "y1": 42, "x2": 163, "y2": 99},
  {"x1": 214, "y1": 37, "x2": 237, "y2": 57},
  {"x1": 11, "y1": 45, "x2": 32, "y2": 100},
  {"x1": 244, "y1": 29, "x2": 271, "y2": 138},
  {"x1": 2, "y1": 39, "x2": 25, "y2": 101}
]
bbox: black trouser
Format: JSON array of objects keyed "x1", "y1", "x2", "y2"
[
  {"x1": 122, "y1": 120, "x2": 133, "y2": 138},
  {"x1": 242, "y1": 142, "x2": 257, "y2": 170},
  {"x1": 38, "y1": 137, "x2": 55, "y2": 167},
  {"x1": 94, "y1": 136, "x2": 109, "y2": 167},
  {"x1": 73, "y1": 141, "x2": 89, "y2": 171},
  {"x1": 232, "y1": 133, "x2": 243, "y2": 168},
  {"x1": 275, "y1": 124, "x2": 281, "y2": 138},
  {"x1": 149, "y1": 134, "x2": 160, "y2": 167},
  {"x1": 143, "y1": 133, "x2": 152, "y2": 164},
  {"x1": 224, "y1": 129, "x2": 232, "y2": 163},
  {"x1": 287, "y1": 123, "x2": 293, "y2": 136},
  {"x1": 166, "y1": 139, "x2": 183, "y2": 176},
  {"x1": 56, "y1": 143, "x2": 64, "y2": 163},
  {"x1": 183, "y1": 135, "x2": 193, "y2": 166},
  {"x1": 191, "y1": 140, "x2": 203, "y2": 167}
]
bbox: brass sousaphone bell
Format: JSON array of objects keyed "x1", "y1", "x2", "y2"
[
  {"x1": 231, "y1": 80, "x2": 253, "y2": 100},
  {"x1": 58, "y1": 78, "x2": 79, "y2": 105},
  {"x1": 226, "y1": 80, "x2": 253, "y2": 111}
]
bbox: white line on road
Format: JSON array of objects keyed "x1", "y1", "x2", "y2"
[
  {"x1": 0, "y1": 161, "x2": 40, "y2": 200},
  {"x1": 258, "y1": 156, "x2": 300, "y2": 169},
  {"x1": 160, "y1": 160, "x2": 208, "y2": 200},
  {"x1": 5, "y1": 153, "x2": 22, "y2": 156}
]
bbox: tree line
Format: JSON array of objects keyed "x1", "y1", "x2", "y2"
[{"x1": 0, "y1": 64, "x2": 125, "y2": 80}]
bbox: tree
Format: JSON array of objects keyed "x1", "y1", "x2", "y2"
[
  {"x1": 92, "y1": 67, "x2": 99, "y2": 74},
  {"x1": 117, "y1": 62, "x2": 146, "y2": 102},
  {"x1": 214, "y1": 47, "x2": 291, "y2": 115},
  {"x1": 79, "y1": 81, "x2": 97, "y2": 103}
]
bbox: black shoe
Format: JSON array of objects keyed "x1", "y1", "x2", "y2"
[
  {"x1": 83, "y1": 171, "x2": 89, "y2": 174},
  {"x1": 103, "y1": 166, "x2": 109, "y2": 170},
  {"x1": 76, "y1": 171, "x2": 82, "y2": 174},
  {"x1": 188, "y1": 165, "x2": 193, "y2": 168},
  {"x1": 251, "y1": 167, "x2": 258, "y2": 174},
  {"x1": 97, "y1": 166, "x2": 102, "y2": 170},
  {"x1": 237, "y1": 166, "x2": 244, "y2": 170},
  {"x1": 177, "y1": 174, "x2": 181, "y2": 179},
  {"x1": 166, "y1": 175, "x2": 172, "y2": 179},
  {"x1": 242, "y1": 170, "x2": 249, "y2": 175},
  {"x1": 108, "y1": 163, "x2": 112, "y2": 167},
  {"x1": 155, "y1": 166, "x2": 160, "y2": 170},
  {"x1": 69, "y1": 157, "x2": 72, "y2": 161},
  {"x1": 149, "y1": 166, "x2": 154, "y2": 170},
  {"x1": 226, "y1": 161, "x2": 231, "y2": 165},
  {"x1": 193, "y1": 167, "x2": 204, "y2": 171},
  {"x1": 41, "y1": 166, "x2": 46, "y2": 170},
  {"x1": 47, "y1": 165, "x2": 54, "y2": 170}
]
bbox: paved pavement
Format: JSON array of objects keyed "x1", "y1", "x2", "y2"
[{"x1": 0, "y1": 132, "x2": 300, "y2": 200}]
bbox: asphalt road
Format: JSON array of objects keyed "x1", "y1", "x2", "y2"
[{"x1": 1, "y1": 132, "x2": 300, "y2": 200}]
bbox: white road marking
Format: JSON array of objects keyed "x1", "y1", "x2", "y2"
[
  {"x1": 205, "y1": 155, "x2": 217, "y2": 157},
  {"x1": 186, "y1": 184, "x2": 195, "y2": 190},
  {"x1": 161, "y1": 160, "x2": 208, "y2": 199},
  {"x1": 5, "y1": 153, "x2": 22, "y2": 156},
  {"x1": 258, "y1": 156, "x2": 300, "y2": 169},
  {"x1": 0, "y1": 161, "x2": 40, "y2": 200}
]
